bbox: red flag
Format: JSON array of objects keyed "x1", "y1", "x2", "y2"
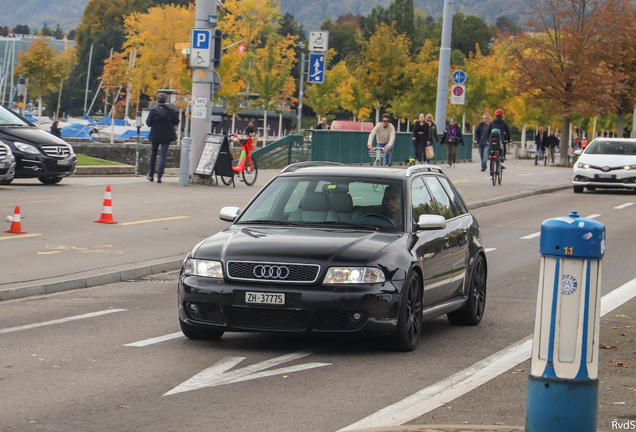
[{"x1": 237, "y1": 42, "x2": 246, "y2": 53}]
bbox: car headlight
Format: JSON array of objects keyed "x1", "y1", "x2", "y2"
[
  {"x1": 323, "y1": 267, "x2": 385, "y2": 284},
  {"x1": 184, "y1": 259, "x2": 223, "y2": 278},
  {"x1": 623, "y1": 165, "x2": 636, "y2": 170},
  {"x1": 14, "y1": 142, "x2": 40, "y2": 154},
  {"x1": 576, "y1": 162, "x2": 590, "y2": 169}
]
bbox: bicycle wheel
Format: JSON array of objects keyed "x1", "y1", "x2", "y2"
[
  {"x1": 221, "y1": 175, "x2": 234, "y2": 186},
  {"x1": 491, "y1": 158, "x2": 498, "y2": 186},
  {"x1": 242, "y1": 158, "x2": 258, "y2": 186},
  {"x1": 498, "y1": 163, "x2": 503, "y2": 185}
]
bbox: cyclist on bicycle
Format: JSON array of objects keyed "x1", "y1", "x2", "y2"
[
  {"x1": 488, "y1": 109, "x2": 511, "y2": 167},
  {"x1": 488, "y1": 128, "x2": 505, "y2": 180}
]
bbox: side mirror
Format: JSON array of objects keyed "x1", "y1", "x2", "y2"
[
  {"x1": 416, "y1": 214, "x2": 446, "y2": 231},
  {"x1": 574, "y1": 149, "x2": 582, "y2": 156},
  {"x1": 219, "y1": 206, "x2": 240, "y2": 222}
]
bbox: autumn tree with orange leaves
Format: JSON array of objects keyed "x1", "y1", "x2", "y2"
[{"x1": 511, "y1": 0, "x2": 631, "y2": 163}]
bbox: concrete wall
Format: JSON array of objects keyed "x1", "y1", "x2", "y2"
[{"x1": 70, "y1": 142, "x2": 181, "y2": 173}]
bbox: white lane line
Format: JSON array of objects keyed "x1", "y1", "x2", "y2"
[
  {"x1": 0, "y1": 309, "x2": 127, "y2": 335},
  {"x1": 614, "y1": 203, "x2": 634, "y2": 210},
  {"x1": 585, "y1": 214, "x2": 601, "y2": 219},
  {"x1": 339, "y1": 277, "x2": 636, "y2": 431},
  {"x1": 125, "y1": 332, "x2": 184, "y2": 347},
  {"x1": 520, "y1": 232, "x2": 541, "y2": 240},
  {"x1": 484, "y1": 248, "x2": 497, "y2": 253}
]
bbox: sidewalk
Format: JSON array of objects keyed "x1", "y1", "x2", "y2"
[
  {"x1": 347, "y1": 426, "x2": 523, "y2": 432},
  {"x1": 0, "y1": 158, "x2": 573, "y2": 302}
]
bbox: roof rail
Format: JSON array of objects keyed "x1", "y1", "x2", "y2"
[
  {"x1": 405, "y1": 164, "x2": 445, "y2": 177},
  {"x1": 280, "y1": 161, "x2": 344, "y2": 173}
]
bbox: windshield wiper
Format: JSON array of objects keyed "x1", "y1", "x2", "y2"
[
  {"x1": 303, "y1": 221, "x2": 379, "y2": 231},
  {"x1": 237, "y1": 219, "x2": 307, "y2": 226}
]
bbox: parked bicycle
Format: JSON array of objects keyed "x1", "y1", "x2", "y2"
[{"x1": 221, "y1": 134, "x2": 258, "y2": 186}]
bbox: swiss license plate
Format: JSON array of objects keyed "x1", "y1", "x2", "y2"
[
  {"x1": 596, "y1": 174, "x2": 614, "y2": 179},
  {"x1": 246, "y1": 292, "x2": 285, "y2": 305},
  {"x1": 57, "y1": 159, "x2": 70, "y2": 165}
]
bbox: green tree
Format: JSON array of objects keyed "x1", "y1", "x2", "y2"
[
  {"x1": 15, "y1": 37, "x2": 59, "y2": 125},
  {"x1": 495, "y1": 16, "x2": 522, "y2": 34},
  {"x1": 451, "y1": 13, "x2": 493, "y2": 56},
  {"x1": 54, "y1": 24, "x2": 64, "y2": 40},
  {"x1": 357, "y1": 23, "x2": 411, "y2": 122},
  {"x1": 40, "y1": 23, "x2": 54, "y2": 37}
]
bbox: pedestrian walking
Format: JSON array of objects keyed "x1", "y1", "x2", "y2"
[
  {"x1": 315, "y1": 117, "x2": 329, "y2": 130},
  {"x1": 581, "y1": 136, "x2": 588, "y2": 148},
  {"x1": 548, "y1": 131, "x2": 559, "y2": 164},
  {"x1": 535, "y1": 127, "x2": 548, "y2": 165},
  {"x1": 412, "y1": 113, "x2": 429, "y2": 164},
  {"x1": 425, "y1": 113, "x2": 438, "y2": 163},
  {"x1": 146, "y1": 93, "x2": 179, "y2": 183},
  {"x1": 245, "y1": 121, "x2": 255, "y2": 136},
  {"x1": 50, "y1": 121, "x2": 62, "y2": 138},
  {"x1": 475, "y1": 113, "x2": 491, "y2": 171},
  {"x1": 440, "y1": 118, "x2": 464, "y2": 167},
  {"x1": 367, "y1": 113, "x2": 396, "y2": 166}
]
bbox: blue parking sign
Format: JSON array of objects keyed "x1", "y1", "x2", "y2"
[
  {"x1": 308, "y1": 53, "x2": 325, "y2": 83},
  {"x1": 191, "y1": 29, "x2": 212, "y2": 68}
]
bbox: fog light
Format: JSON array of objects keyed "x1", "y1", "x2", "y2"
[
  {"x1": 352, "y1": 312, "x2": 362, "y2": 322},
  {"x1": 188, "y1": 303, "x2": 199, "y2": 313}
]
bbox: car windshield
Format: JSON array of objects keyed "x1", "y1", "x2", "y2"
[
  {"x1": 585, "y1": 140, "x2": 636, "y2": 155},
  {"x1": 0, "y1": 105, "x2": 30, "y2": 126},
  {"x1": 237, "y1": 175, "x2": 404, "y2": 231}
]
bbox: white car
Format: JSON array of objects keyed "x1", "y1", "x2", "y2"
[{"x1": 572, "y1": 138, "x2": 636, "y2": 193}]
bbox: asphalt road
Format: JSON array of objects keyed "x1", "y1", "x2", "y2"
[{"x1": 1, "y1": 188, "x2": 635, "y2": 432}]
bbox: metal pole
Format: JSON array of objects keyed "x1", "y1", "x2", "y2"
[
  {"x1": 297, "y1": 52, "x2": 305, "y2": 134},
  {"x1": 83, "y1": 43, "x2": 94, "y2": 116},
  {"x1": 189, "y1": 0, "x2": 216, "y2": 174},
  {"x1": 435, "y1": 0, "x2": 455, "y2": 132}
]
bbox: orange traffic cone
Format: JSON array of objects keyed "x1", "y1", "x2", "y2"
[
  {"x1": 95, "y1": 185, "x2": 118, "y2": 224},
  {"x1": 5, "y1": 206, "x2": 27, "y2": 234}
]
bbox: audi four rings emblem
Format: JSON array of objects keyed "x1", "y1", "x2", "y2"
[{"x1": 253, "y1": 265, "x2": 290, "y2": 279}]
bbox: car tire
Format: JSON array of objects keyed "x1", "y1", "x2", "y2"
[
  {"x1": 38, "y1": 176, "x2": 63, "y2": 185},
  {"x1": 447, "y1": 254, "x2": 487, "y2": 326},
  {"x1": 391, "y1": 271, "x2": 422, "y2": 352},
  {"x1": 0, "y1": 178, "x2": 13, "y2": 185},
  {"x1": 586, "y1": 186, "x2": 596, "y2": 191},
  {"x1": 179, "y1": 318, "x2": 224, "y2": 340},
  {"x1": 573, "y1": 185, "x2": 584, "y2": 193}
]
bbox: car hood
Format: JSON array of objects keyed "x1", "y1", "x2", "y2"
[
  {"x1": 193, "y1": 226, "x2": 402, "y2": 266},
  {"x1": 0, "y1": 126, "x2": 68, "y2": 146},
  {"x1": 579, "y1": 153, "x2": 636, "y2": 167}
]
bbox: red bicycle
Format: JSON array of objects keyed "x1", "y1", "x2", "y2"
[{"x1": 221, "y1": 134, "x2": 258, "y2": 186}]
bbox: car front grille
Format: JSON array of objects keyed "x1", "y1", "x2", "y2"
[
  {"x1": 41, "y1": 145, "x2": 70, "y2": 158},
  {"x1": 0, "y1": 146, "x2": 7, "y2": 160},
  {"x1": 225, "y1": 306, "x2": 312, "y2": 331},
  {"x1": 185, "y1": 302, "x2": 225, "y2": 324},
  {"x1": 227, "y1": 261, "x2": 320, "y2": 283}
]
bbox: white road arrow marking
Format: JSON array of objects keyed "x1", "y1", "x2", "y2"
[{"x1": 164, "y1": 350, "x2": 331, "y2": 396}]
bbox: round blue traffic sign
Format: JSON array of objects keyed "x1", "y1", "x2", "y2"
[{"x1": 452, "y1": 70, "x2": 466, "y2": 84}]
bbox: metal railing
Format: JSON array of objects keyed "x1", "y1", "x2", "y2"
[{"x1": 251, "y1": 134, "x2": 308, "y2": 169}]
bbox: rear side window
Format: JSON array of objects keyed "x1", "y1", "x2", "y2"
[
  {"x1": 424, "y1": 176, "x2": 455, "y2": 219},
  {"x1": 411, "y1": 177, "x2": 437, "y2": 223},
  {"x1": 438, "y1": 177, "x2": 468, "y2": 215}
]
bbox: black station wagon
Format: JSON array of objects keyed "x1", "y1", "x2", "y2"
[{"x1": 178, "y1": 163, "x2": 488, "y2": 351}]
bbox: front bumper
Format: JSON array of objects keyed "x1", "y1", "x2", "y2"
[
  {"x1": 14, "y1": 153, "x2": 76, "y2": 179},
  {"x1": 0, "y1": 158, "x2": 15, "y2": 181},
  {"x1": 573, "y1": 168, "x2": 636, "y2": 189},
  {"x1": 178, "y1": 274, "x2": 403, "y2": 335}
]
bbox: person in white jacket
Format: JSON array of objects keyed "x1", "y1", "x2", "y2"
[{"x1": 367, "y1": 113, "x2": 396, "y2": 166}]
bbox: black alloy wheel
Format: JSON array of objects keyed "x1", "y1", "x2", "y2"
[
  {"x1": 448, "y1": 254, "x2": 487, "y2": 326},
  {"x1": 38, "y1": 176, "x2": 63, "y2": 185},
  {"x1": 179, "y1": 318, "x2": 225, "y2": 340},
  {"x1": 391, "y1": 271, "x2": 423, "y2": 351}
]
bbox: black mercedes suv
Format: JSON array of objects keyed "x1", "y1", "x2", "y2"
[
  {"x1": 178, "y1": 163, "x2": 488, "y2": 351},
  {"x1": 0, "y1": 105, "x2": 76, "y2": 185}
]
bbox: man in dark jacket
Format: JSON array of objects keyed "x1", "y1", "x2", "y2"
[
  {"x1": 146, "y1": 93, "x2": 179, "y2": 183},
  {"x1": 535, "y1": 127, "x2": 548, "y2": 165},
  {"x1": 475, "y1": 113, "x2": 491, "y2": 171}
]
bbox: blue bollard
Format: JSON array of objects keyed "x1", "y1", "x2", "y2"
[{"x1": 526, "y1": 211, "x2": 605, "y2": 432}]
